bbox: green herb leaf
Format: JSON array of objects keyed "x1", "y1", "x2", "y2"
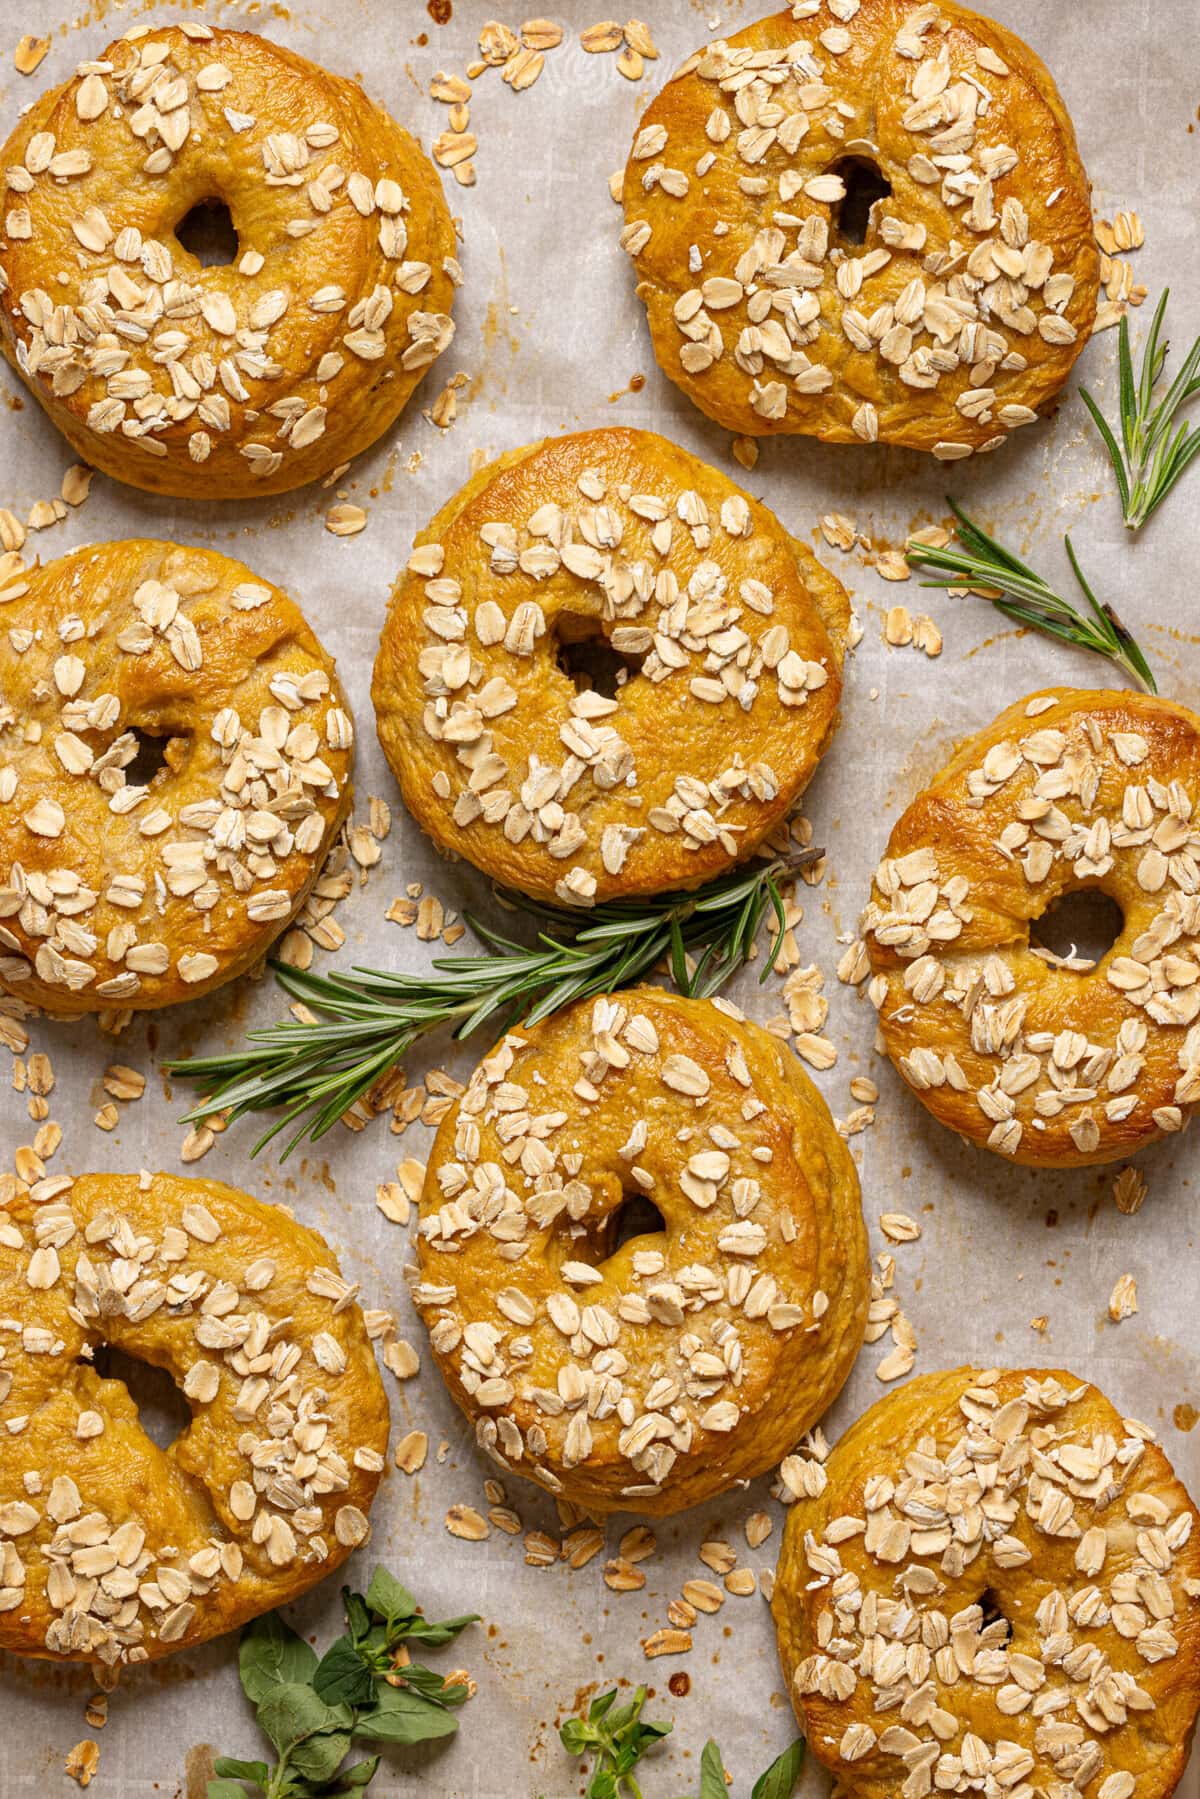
[
  {"x1": 1080, "y1": 290, "x2": 1200, "y2": 529},
  {"x1": 364, "y1": 1567, "x2": 417, "y2": 1627},
  {"x1": 698, "y1": 1738, "x2": 729, "y2": 1798},
  {"x1": 906, "y1": 503, "x2": 1157, "y2": 694},
  {"x1": 331, "y1": 1760, "x2": 381, "y2": 1792},
  {"x1": 165, "y1": 851, "x2": 819, "y2": 1159},
  {"x1": 351, "y1": 1684, "x2": 462, "y2": 1746},
  {"x1": 401, "y1": 1612, "x2": 480, "y2": 1648},
  {"x1": 751, "y1": 1737, "x2": 807, "y2": 1799},
  {"x1": 207, "y1": 1780, "x2": 261, "y2": 1799},
  {"x1": 311, "y1": 1635, "x2": 376, "y2": 1709},
  {"x1": 238, "y1": 1612, "x2": 318, "y2": 1706},
  {"x1": 254, "y1": 1682, "x2": 351, "y2": 1760}
]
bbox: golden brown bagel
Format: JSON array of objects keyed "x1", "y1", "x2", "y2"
[
  {"x1": 0, "y1": 24, "x2": 458, "y2": 497},
  {"x1": 621, "y1": 0, "x2": 1098, "y2": 454},
  {"x1": 861, "y1": 688, "x2": 1200, "y2": 1167},
  {"x1": 773, "y1": 1367, "x2": 1200, "y2": 1799},
  {"x1": 372, "y1": 427, "x2": 849, "y2": 907},
  {"x1": 407, "y1": 987, "x2": 869, "y2": 1516},
  {"x1": 0, "y1": 539, "x2": 353, "y2": 1014},
  {"x1": 0, "y1": 1172, "x2": 389, "y2": 1666}
]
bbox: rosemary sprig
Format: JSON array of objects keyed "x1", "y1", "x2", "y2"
[
  {"x1": 1080, "y1": 289, "x2": 1200, "y2": 529},
  {"x1": 905, "y1": 500, "x2": 1157, "y2": 694},
  {"x1": 165, "y1": 851, "x2": 815, "y2": 1159}
]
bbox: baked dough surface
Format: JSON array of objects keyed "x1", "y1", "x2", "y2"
[
  {"x1": 774, "y1": 1366, "x2": 1200, "y2": 1799},
  {"x1": 0, "y1": 1172, "x2": 388, "y2": 1665},
  {"x1": 862, "y1": 688, "x2": 1200, "y2": 1166},
  {"x1": 373, "y1": 427, "x2": 849, "y2": 906},
  {"x1": 0, "y1": 24, "x2": 458, "y2": 496},
  {"x1": 409, "y1": 987, "x2": 868, "y2": 1515},
  {"x1": 621, "y1": 0, "x2": 1098, "y2": 453}
]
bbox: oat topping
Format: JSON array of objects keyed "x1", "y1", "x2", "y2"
[
  {"x1": 0, "y1": 542, "x2": 351, "y2": 1008},
  {"x1": 0, "y1": 25, "x2": 456, "y2": 492},
  {"x1": 621, "y1": 0, "x2": 1097, "y2": 452},
  {"x1": 862, "y1": 693, "x2": 1200, "y2": 1161},
  {"x1": 408, "y1": 988, "x2": 866, "y2": 1511},
  {"x1": 378, "y1": 431, "x2": 846, "y2": 907},
  {"x1": 782, "y1": 1368, "x2": 1200, "y2": 1799},
  {"x1": 0, "y1": 1173, "x2": 386, "y2": 1664}
]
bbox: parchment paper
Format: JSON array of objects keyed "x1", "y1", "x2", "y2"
[{"x1": 0, "y1": 0, "x2": 1196, "y2": 1793}]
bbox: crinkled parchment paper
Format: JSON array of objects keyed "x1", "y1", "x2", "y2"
[{"x1": 0, "y1": 0, "x2": 1197, "y2": 1793}]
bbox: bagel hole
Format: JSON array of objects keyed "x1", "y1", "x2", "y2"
[
  {"x1": 125, "y1": 727, "x2": 175, "y2": 789},
  {"x1": 600, "y1": 1193, "x2": 667, "y2": 1260},
  {"x1": 175, "y1": 197, "x2": 239, "y2": 268},
  {"x1": 829, "y1": 156, "x2": 892, "y2": 245},
  {"x1": 1030, "y1": 888, "x2": 1124, "y2": 973},
  {"x1": 978, "y1": 1587, "x2": 1012, "y2": 1644},
  {"x1": 554, "y1": 612, "x2": 646, "y2": 700},
  {"x1": 91, "y1": 1344, "x2": 190, "y2": 1450}
]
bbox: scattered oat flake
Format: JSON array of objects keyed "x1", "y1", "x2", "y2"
[
  {"x1": 84, "y1": 1695, "x2": 108, "y2": 1731},
  {"x1": 14, "y1": 34, "x2": 49, "y2": 75},
  {"x1": 446, "y1": 1503, "x2": 490, "y2": 1541},
  {"x1": 730, "y1": 435, "x2": 758, "y2": 471},
  {"x1": 65, "y1": 1741, "x2": 99, "y2": 1788},
  {"x1": 581, "y1": 20, "x2": 624, "y2": 52},
  {"x1": 876, "y1": 551, "x2": 911, "y2": 582},
  {"x1": 325, "y1": 502, "x2": 367, "y2": 537},
  {"x1": 1030, "y1": 1315, "x2": 1049, "y2": 1333},
  {"x1": 395, "y1": 1430, "x2": 428, "y2": 1475},
  {"x1": 642, "y1": 1627, "x2": 692, "y2": 1658},
  {"x1": 522, "y1": 18, "x2": 563, "y2": 50},
  {"x1": 1113, "y1": 1167, "x2": 1147, "y2": 1215},
  {"x1": 1109, "y1": 1273, "x2": 1138, "y2": 1322},
  {"x1": 879, "y1": 1211, "x2": 921, "y2": 1243},
  {"x1": 61, "y1": 465, "x2": 94, "y2": 507}
]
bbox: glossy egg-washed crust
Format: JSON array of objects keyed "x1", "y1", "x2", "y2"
[
  {"x1": 0, "y1": 1173, "x2": 389, "y2": 1666},
  {"x1": 774, "y1": 1367, "x2": 1200, "y2": 1799},
  {"x1": 861, "y1": 688, "x2": 1200, "y2": 1167},
  {"x1": 0, "y1": 24, "x2": 458, "y2": 498},
  {"x1": 373, "y1": 428, "x2": 849, "y2": 908},
  {"x1": 409, "y1": 987, "x2": 869, "y2": 1516},
  {"x1": 0, "y1": 539, "x2": 353, "y2": 1015},
  {"x1": 622, "y1": 0, "x2": 1099, "y2": 453}
]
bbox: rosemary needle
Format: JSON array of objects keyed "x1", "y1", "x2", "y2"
[
  {"x1": 165, "y1": 850, "x2": 817, "y2": 1159},
  {"x1": 905, "y1": 500, "x2": 1157, "y2": 695},
  {"x1": 1080, "y1": 289, "x2": 1200, "y2": 530}
]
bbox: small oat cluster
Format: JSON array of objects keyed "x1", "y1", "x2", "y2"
[
  {"x1": 862, "y1": 697, "x2": 1200, "y2": 1158},
  {"x1": 411, "y1": 459, "x2": 832, "y2": 906},
  {"x1": 0, "y1": 553, "x2": 352, "y2": 1004},
  {"x1": 792, "y1": 1372, "x2": 1199, "y2": 1799},
  {"x1": 409, "y1": 995, "x2": 825, "y2": 1502},
  {"x1": 622, "y1": 0, "x2": 1085, "y2": 454},
  {"x1": 0, "y1": 23, "x2": 456, "y2": 479},
  {"x1": 0, "y1": 1176, "x2": 380, "y2": 1664}
]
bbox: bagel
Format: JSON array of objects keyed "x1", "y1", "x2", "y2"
[
  {"x1": 0, "y1": 538, "x2": 353, "y2": 1015},
  {"x1": 0, "y1": 24, "x2": 458, "y2": 498},
  {"x1": 620, "y1": 0, "x2": 1098, "y2": 455},
  {"x1": 372, "y1": 427, "x2": 849, "y2": 907},
  {"x1": 861, "y1": 689, "x2": 1200, "y2": 1167},
  {"x1": 406, "y1": 987, "x2": 869, "y2": 1516},
  {"x1": 773, "y1": 1366, "x2": 1200, "y2": 1799},
  {"x1": 0, "y1": 1172, "x2": 388, "y2": 1666}
]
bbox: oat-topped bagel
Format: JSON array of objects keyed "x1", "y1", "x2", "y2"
[
  {"x1": 407, "y1": 987, "x2": 868, "y2": 1516},
  {"x1": 372, "y1": 428, "x2": 849, "y2": 907},
  {"x1": 0, "y1": 1172, "x2": 388, "y2": 1665},
  {"x1": 0, "y1": 24, "x2": 457, "y2": 497},
  {"x1": 0, "y1": 539, "x2": 352, "y2": 1014},
  {"x1": 621, "y1": 0, "x2": 1098, "y2": 455},
  {"x1": 774, "y1": 1366, "x2": 1200, "y2": 1799},
  {"x1": 861, "y1": 689, "x2": 1200, "y2": 1167}
]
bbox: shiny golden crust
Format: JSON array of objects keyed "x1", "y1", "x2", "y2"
[
  {"x1": 0, "y1": 539, "x2": 353, "y2": 1014},
  {"x1": 0, "y1": 1172, "x2": 389, "y2": 1666},
  {"x1": 621, "y1": 0, "x2": 1098, "y2": 454},
  {"x1": 861, "y1": 688, "x2": 1200, "y2": 1167},
  {"x1": 372, "y1": 428, "x2": 849, "y2": 907},
  {"x1": 409, "y1": 987, "x2": 868, "y2": 1516},
  {"x1": 773, "y1": 1367, "x2": 1200, "y2": 1799},
  {"x1": 0, "y1": 24, "x2": 457, "y2": 498}
]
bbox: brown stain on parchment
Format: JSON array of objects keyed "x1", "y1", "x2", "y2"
[{"x1": 184, "y1": 1742, "x2": 217, "y2": 1799}]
